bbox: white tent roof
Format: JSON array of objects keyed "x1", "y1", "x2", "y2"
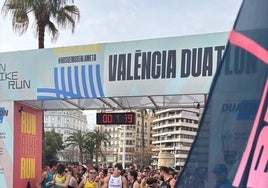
[{"x1": 18, "y1": 94, "x2": 206, "y2": 111}]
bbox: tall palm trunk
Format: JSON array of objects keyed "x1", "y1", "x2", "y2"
[
  {"x1": 79, "y1": 146, "x2": 83, "y2": 163},
  {"x1": 95, "y1": 143, "x2": 100, "y2": 166},
  {"x1": 38, "y1": 22, "x2": 45, "y2": 49}
]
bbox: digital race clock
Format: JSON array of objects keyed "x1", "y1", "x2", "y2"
[{"x1": 96, "y1": 112, "x2": 136, "y2": 125}]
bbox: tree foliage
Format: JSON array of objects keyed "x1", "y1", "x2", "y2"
[
  {"x1": 1, "y1": 0, "x2": 80, "y2": 48},
  {"x1": 65, "y1": 129, "x2": 89, "y2": 163},
  {"x1": 64, "y1": 129, "x2": 111, "y2": 165},
  {"x1": 83, "y1": 138, "x2": 96, "y2": 164},
  {"x1": 88, "y1": 129, "x2": 111, "y2": 166},
  {"x1": 44, "y1": 129, "x2": 64, "y2": 165},
  {"x1": 132, "y1": 146, "x2": 154, "y2": 169}
]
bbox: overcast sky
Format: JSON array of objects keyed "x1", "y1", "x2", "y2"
[
  {"x1": 0, "y1": 0, "x2": 243, "y2": 127},
  {"x1": 0, "y1": 0, "x2": 243, "y2": 53}
]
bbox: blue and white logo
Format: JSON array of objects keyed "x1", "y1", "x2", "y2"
[
  {"x1": 37, "y1": 65, "x2": 105, "y2": 99},
  {"x1": 0, "y1": 107, "x2": 8, "y2": 123}
]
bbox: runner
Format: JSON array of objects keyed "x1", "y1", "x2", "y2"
[
  {"x1": 103, "y1": 163, "x2": 128, "y2": 188},
  {"x1": 36, "y1": 160, "x2": 58, "y2": 188}
]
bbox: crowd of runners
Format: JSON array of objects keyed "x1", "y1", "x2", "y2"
[{"x1": 36, "y1": 161, "x2": 178, "y2": 188}]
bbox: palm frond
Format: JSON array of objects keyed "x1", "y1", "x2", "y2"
[{"x1": 1, "y1": 0, "x2": 80, "y2": 48}]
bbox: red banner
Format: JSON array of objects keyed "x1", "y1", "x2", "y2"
[{"x1": 13, "y1": 102, "x2": 42, "y2": 188}]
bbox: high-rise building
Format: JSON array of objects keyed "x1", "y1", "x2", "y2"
[
  {"x1": 151, "y1": 108, "x2": 200, "y2": 170},
  {"x1": 44, "y1": 110, "x2": 88, "y2": 162}
]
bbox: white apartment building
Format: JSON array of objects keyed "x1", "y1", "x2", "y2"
[
  {"x1": 44, "y1": 110, "x2": 88, "y2": 162},
  {"x1": 151, "y1": 108, "x2": 200, "y2": 170}
]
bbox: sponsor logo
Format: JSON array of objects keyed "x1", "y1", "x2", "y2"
[{"x1": 0, "y1": 107, "x2": 8, "y2": 123}]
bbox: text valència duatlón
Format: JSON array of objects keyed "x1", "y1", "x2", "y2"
[{"x1": 108, "y1": 46, "x2": 225, "y2": 81}]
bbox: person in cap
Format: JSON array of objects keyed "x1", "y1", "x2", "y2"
[
  {"x1": 103, "y1": 163, "x2": 128, "y2": 188},
  {"x1": 213, "y1": 164, "x2": 232, "y2": 188}
]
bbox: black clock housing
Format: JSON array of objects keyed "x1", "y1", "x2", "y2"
[{"x1": 96, "y1": 112, "x2": 136, "y2": 125}]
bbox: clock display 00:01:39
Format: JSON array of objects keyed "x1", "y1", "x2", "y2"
[{"x1": 96, "y1": 112, "x2": 136, "y2": 125}]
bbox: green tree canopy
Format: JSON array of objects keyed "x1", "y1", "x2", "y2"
[
  {"x1": 44, "y1": 129, "x2": 64, "y2": 165},
  {"x1": 1, "y1": 0, "x2": 80, "y2": 48}
]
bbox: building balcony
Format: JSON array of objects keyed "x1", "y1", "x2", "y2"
[{"x1": 152, "y1": 122, "x2": 199, "y2": 131}]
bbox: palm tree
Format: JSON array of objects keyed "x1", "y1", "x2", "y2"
[
  {"x1": 2, "y1": 0, "x2": 80, "y2": 166},
  {"x1": 84, "y1": 138, "x2": 96, "y2": 164},
  {"x1": 65, "y1": 130, "x2": 88, "y2": 163},
  {"x1": 88, "y1": 129, "x2": 111, "y2": 166},
  {"x1": 1, "y1": 0, "x2": 80, "y2": 48}
]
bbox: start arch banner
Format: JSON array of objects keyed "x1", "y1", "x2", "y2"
[
  {"x1": 0, "y1": 32, "x2": 229, "y2": 188},
  {"x1": 0, "y1": 32, "x2": 228, "y2": 101}
]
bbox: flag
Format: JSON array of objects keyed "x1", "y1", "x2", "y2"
[{"x1": 175, "y1": 0, "x2": 268, "y2": 187}]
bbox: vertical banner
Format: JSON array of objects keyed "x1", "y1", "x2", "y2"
[
  {"x1": 13, "y1": 102, "x2": 42, "y2": 188},
  {"x1": 0, "y1": 102, "x2": 14, "y2": 188},
  {"x1": 175, "y1": 0, "x2": 268, "y2": 187}
]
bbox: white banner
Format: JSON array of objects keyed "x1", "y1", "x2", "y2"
[{"x1": 0, "y1": 32, "x2": 228, "y2": 101}]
